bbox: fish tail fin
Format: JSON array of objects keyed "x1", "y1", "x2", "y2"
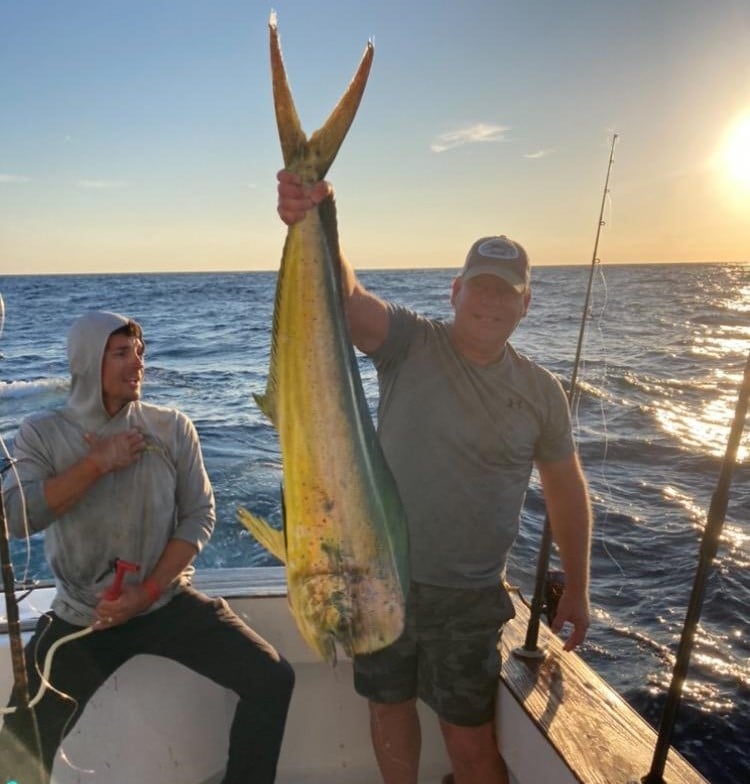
[
  {"x1": 307, "y1": 40, "x2": 374, "y2": 179},
  {"x1": 269, "y1": 14, "x2": 307, "y2": 167},
  {"x1": 270, "y1": 13, "x2": 374, "y2": 179},
  {"x1": 237, "y1": 506, "x2": 286, "y2": 563}
]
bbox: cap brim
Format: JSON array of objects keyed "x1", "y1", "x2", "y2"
[{"x1": 462, "y1": 265, "x2": 528, "y2": 292}]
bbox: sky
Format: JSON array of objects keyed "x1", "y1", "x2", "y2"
[{"x1": 1, "y1": 0, "x2": 749, "y2": 274}]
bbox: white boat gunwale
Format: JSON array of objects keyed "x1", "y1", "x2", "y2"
[{"x1": 0, "y1": 567, "x2": 708, "y2": 783}]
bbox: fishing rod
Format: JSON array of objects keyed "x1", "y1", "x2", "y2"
[
  {"x1": 642, "y1": 348, "x2": 750, "y2": 784},
  {"x1": 1, "y1": 290, "x2": 46, "y2": 782},
  {"x1": 0, "y1": 460, "x2": 29, "y2": 706},
  {"x1": 0, "y1": 299, "x2": 29, "y2": 719},
  {"x1": 515, "y1": 132, "x2": 618, "y2": 657},
  {"x1": 1, "y1": 460, "x2": 46, "y2": 783}
]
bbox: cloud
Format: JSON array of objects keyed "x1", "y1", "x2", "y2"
[
  {"x1": 77, "y1": 179, "x2": 127, "y2": 189},
  {"x1": 523, "y1": 148, "x2": 554, "y2": 159},
  {"x1": 0, "y1": 173, "x2": 31, "y2": 184},
  {"x1": 431, "y1": 123, "x2": 510, "y2": 153}
]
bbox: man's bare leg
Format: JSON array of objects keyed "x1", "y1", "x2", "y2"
[
  {"x1": 439, "y1": 718, "x2": 509, "y2": 784},
  {"x1": 369, "y1": 698, "x2": 421, "y2": 784}
]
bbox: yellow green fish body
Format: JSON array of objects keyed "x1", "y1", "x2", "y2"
[{"x1": 238, "y1": 17, "x2": 408, "y2": 663}]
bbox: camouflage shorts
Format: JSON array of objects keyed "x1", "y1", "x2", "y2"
[{"x1": 353, "y1": 581, "x2": 516, "y2": 726}]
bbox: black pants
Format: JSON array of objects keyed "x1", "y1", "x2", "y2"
[{"x1": 0, "y1": 588, "x2": 295, "y2": 783}]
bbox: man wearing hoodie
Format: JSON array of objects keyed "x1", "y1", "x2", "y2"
[{"x1": 0, "y1": 310, "x2": 294, "y2": 783}]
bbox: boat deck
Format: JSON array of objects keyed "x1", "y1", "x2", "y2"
[
  {"x1": 0, "y1": 569, "x2": 709, "y2": 783},
  {"x1": 499, "y1": 588, "x2": 708, "y2": 784}
]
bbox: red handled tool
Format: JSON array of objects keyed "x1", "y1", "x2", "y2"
[{"x1": 102, "y1": 558, "x2": 140, "y2": 600}]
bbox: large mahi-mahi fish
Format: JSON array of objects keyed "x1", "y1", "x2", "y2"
[{"x1": 238, "y1": 16, "x2": 409, "y2": 663}]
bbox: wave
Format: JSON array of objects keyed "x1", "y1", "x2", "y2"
[
  {"x1": 0, "y1": 377, "x2": 68, "y2": 399},
  {"x1": 2, "y1": 265, "x2": 748, "y2": 782},
  {"x1": 624, "y1": 683, "x2": 749, "y2": 784}
]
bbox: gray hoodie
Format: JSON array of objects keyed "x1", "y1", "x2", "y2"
[{"x1": 4, "y1": 310, "x2": 215, "y2": 625}]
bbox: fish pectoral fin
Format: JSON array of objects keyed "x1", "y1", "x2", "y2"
[{"x1": 237, "y1": 507, "x2": 286, "y2": 563}]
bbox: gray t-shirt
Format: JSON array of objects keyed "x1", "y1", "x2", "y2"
[{"x1": 372, "y1": 305, "x2": 574, "y2": 589}]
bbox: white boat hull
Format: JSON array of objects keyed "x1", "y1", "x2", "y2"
[{"x1": 0, "y1": 568, "x2": 707, "y2": 784}]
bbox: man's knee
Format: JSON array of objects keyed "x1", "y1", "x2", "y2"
[
  {"x1": 275, "y1": 656, "x2": 295, "y2": 700},
  {"x1": 369, "y1": 697, "x2": 418, "y2": 721},
  {"x1": 253, "y1": 655, "x2": 295, "y2": 706}
]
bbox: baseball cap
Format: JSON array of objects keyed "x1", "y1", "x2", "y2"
[{"x1": 460, "y1": 235, "x2": 530, "y2": 292}]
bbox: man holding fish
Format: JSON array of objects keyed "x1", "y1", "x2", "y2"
[{"x1": 277, "y1": 171, "x2": 592, "y2": 784}]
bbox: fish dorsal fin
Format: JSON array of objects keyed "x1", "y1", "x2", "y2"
[
  {"x1": 237, "y1": 507, "x2": 286, "y2": 563},
  {"x1": 255, "y1": 230, "x2": 299, "y2": 429}
]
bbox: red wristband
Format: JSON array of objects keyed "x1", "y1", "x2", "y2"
[{"x1": 142, "y1": 577, "x2": 162, "y2": 605}]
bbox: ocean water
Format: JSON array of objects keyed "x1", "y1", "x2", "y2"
[{"x1": 1, "y1": 263, "x2": 748, "y2": 783}]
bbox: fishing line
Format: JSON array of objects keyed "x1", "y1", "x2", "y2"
[
  {"x1": 0, "y1": 614, "x2": 98, "y2": 779},
  {"x1": 563, "y1": 154, "x2": 630, "y2": 597},
  {"x1": 569, "y1": 265, "x2": 628, "y2": 596},
  {"x1": 0, "y1": 560, "x2": 107, "y2": 778},
  {"x1": 0, "y1": 302, "x2": 98, "y2": 779},
  {"x1": 519, "y1": 133, "x2": 619, "y2": 656},
  {"x1": 0, "y1": 458, "x2": 98, "y2": 767},
  {"x1": 591, "y1": 241, "x2": 633, "y2": 597},
  {"x1": 1, "y1": 289, "x2": 40, "y2": 587},
  {"x1": 0, "y1": 441, "x2": 35, "y2": 587},
  {"x1": 590, "y1": 265, "x2": 629, "y2": 592}
]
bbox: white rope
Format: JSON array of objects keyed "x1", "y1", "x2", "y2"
[{"x1": 0, "y1": 624, "x2": 94, "y2": 714}]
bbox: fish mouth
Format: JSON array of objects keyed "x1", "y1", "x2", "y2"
[
  {"x1": 298, "y1": 572, "x2": 354, "y2": 641},
  {"x1": 297, "y1": 570, "x2": 404, "y2": 642}
]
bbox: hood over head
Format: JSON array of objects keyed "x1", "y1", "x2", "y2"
[{"x1": 65, "y1": 310, "x2": 141, "y2": 431}]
